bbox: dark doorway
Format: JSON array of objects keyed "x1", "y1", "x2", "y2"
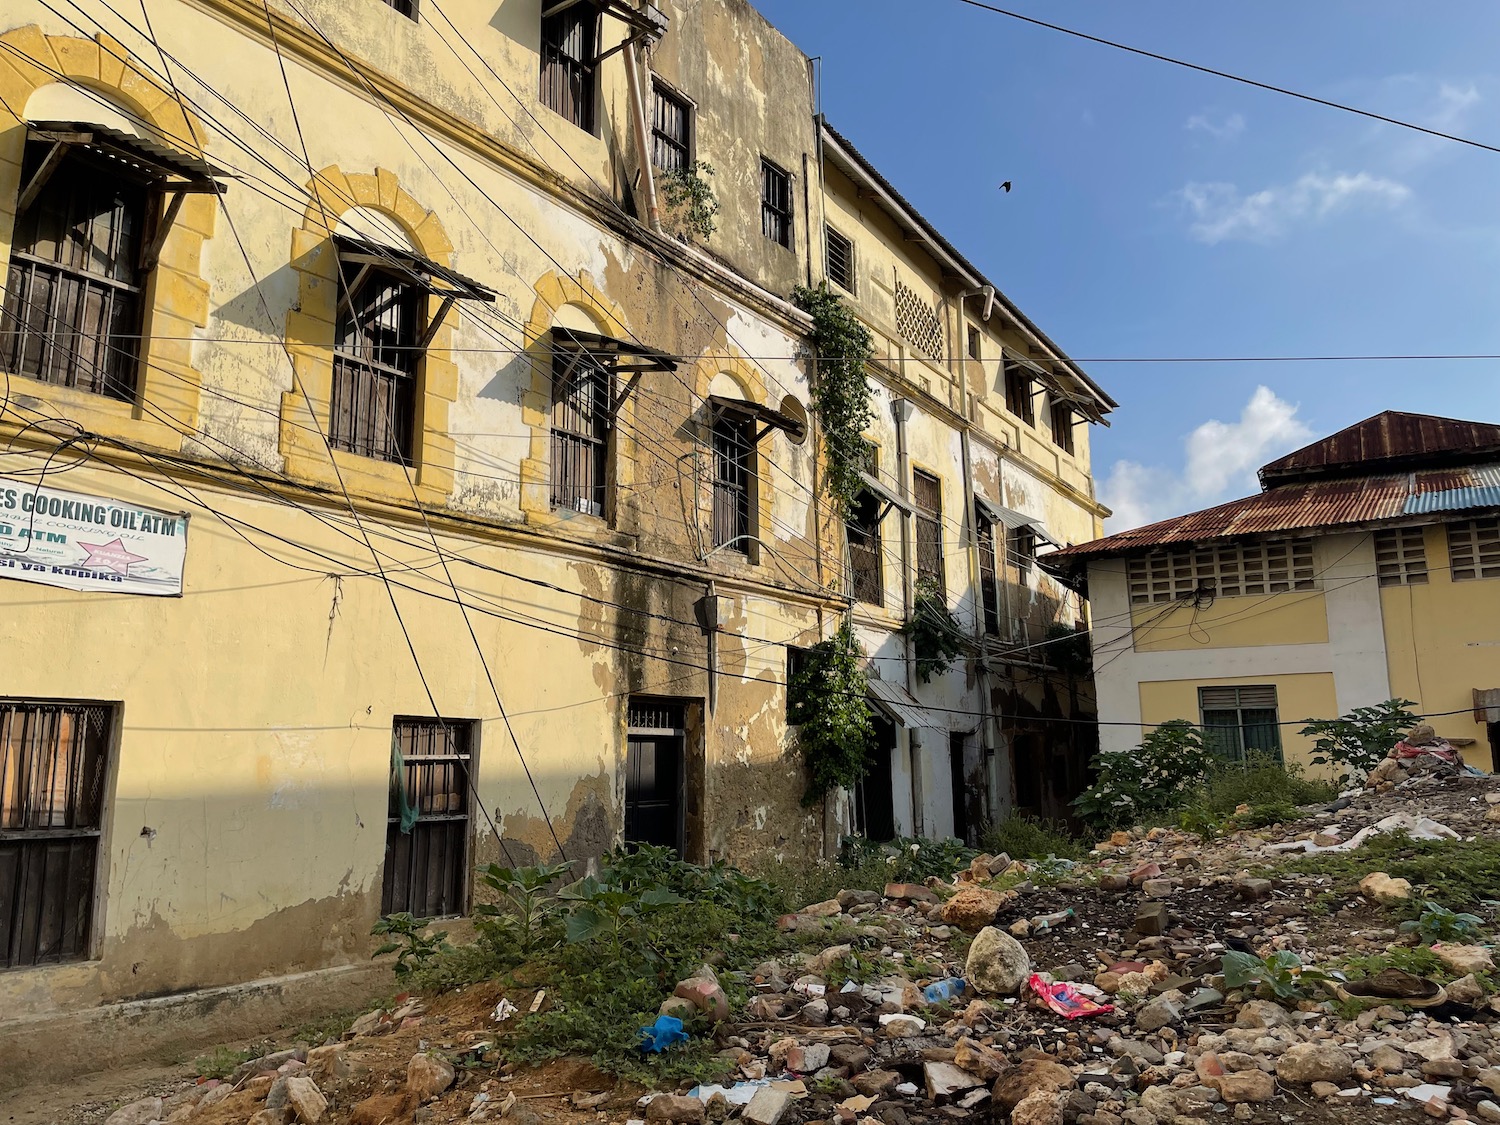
[
  {"x1": 852, "y1": 716, "x2": 897, "y2": 841},
  {"x1": 1490, "y1": 722, "x2": 1500, "y2": 773},
  {"x1": 625, "y1": 699, "x2": 686, "y2": 853},
  {"x1": 949, "y1": 733, "x2": 970, "y2": 844}
]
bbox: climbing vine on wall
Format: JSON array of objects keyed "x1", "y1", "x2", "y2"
[
  {"x1": 788, "y1": 620, "x2": 876, "y2": 807},
  {"x1": 792, "y1": 283, "x2": 875, "y2": 518},
  {"x1": 660, "y1": 161, "x2": 720, "y2": 241},
  {"x1": 900, "y1": 581, "x2": 968, "y2": 682}
]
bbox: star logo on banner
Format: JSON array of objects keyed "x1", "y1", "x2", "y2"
[{"x1": 77, "y1": 538, "x2": 148, "y2": 576}]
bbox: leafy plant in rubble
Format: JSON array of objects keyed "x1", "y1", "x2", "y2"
[
  {"x1": 1072, "y1": 720, "x2": 1216, "y2": 831},
  {"x1": 659, "y1": 161, "x2": 721, "y2": 241},
  {"x1": 790, "y1": 620, "x2": 877, "y2": 807},
  {"x1": 371, "y1": 912, "x2": 453, "y2": 979},
  {"x1": 473, "y1": 860, "x2": 573, "y2": 964},
  {"x1": 557, "y1": 875, "x2": 688, "y2": 964},
  {"x1": 598, "y1": 843, "x2": 781, "y2": 918},
  {"x1": 900, "y1": 581, "x2": 968, "y2": 682},
  {"x1": 1400, "y1": 901, "x2": 1484, "y2": 943},
  {"x1": 791, "y1": 283, "x2": 875, "y2": 517},
  {"x1": 1299, "y1": 698, "x2": 1420, "y2": 783},
  {"x1": 1221, "y1": 949, "x2": 1330, "y2": 1003},
  {"x1": 981, "y1": 814, "x2": 1086, "y2": 862},
  {"x1": 839, "y1": 833, "x2": 976, "y2": 882}
]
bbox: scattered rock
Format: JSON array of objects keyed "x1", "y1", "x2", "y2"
[
  {"x1": 742, "y1": 1089, "x2": 792, "y2": 1125},
  {"x1": 306, "y1": 1044, "x2": 350, "y2": 1084},
  {"x1": 283, "y1": 1076, "x2": 328, "y2": 1124},
  {"x1": 1359, "y1": 872, "x2": 1413, "y2": 903},
  {"x1": 940, "y1": 886, "x2": 1015, "y2": 932},
  {"x1": 675, "y1": 976, "x2": 731, "y2": 1022},
  {"x1": 1276, "y1": 1043, "x2": 1354, "y2": 1084},
  {"x1": 407, "y1": 1053, "x2": 455, "y2": 1102},
  {"x1": 1215, "y1": 1070, "x2": 1275, "y2": 1104},
  {"x1": 646, "y1": 1094, "x2": 706, "y2": 1124},
  {"x1": 885, "y1": 883, "x2": 940, "y2": 904},
  {"x1": 925, "y1": 1061, "x2": 985, "y2": 1100},
  {"x1": 1011, "y1": 1090, "x2": 1065, "y2": 1125},
  {"x1": 104, "y1": 1098, "x2": 164, "y2": 1125},
  {"x1": 1134, "y1": 903, "x2": 1168, "y2": 937},
  {"x1": 994, "y1": 1059, "x2": 1075, "y2": 1109},
  {"x1": 348, "y1": 1093, "x2": 415, "y2": 1125},
  {"x1": 965, "y1": 926, "x2": 1031, "y2": 996},
  {"x1": 1435, "y1": 944, "x2": 1495, "y2": 976}
]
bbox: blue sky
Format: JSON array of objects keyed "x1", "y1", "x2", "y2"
[{"x1": 751, "y1": 0, "x2": 1500, "y2": 529}]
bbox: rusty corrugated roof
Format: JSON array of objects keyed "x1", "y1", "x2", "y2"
[
  {"x1": 1045, "y1": 463, "x2": 1500, "y2": 566},
  {"x1": 1259, "y1": 411, "x2": 1500, "y2": 485}
]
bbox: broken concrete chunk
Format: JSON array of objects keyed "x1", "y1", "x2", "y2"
[
  {"x1": 407, "y1": 1052, "x2": 455, "y2": 1102},
  {"x1": 645, "y1": 1094, "x2": 706, "y2": 1124},
  {"x1": 924, "y1": 1061, "x2": 985, "y2": 1101},
  {"x1": 1358, "y1": 872, "x2": 1413, "y2": 903},
  {"x1": 103, "y1": 1098, "x2": 164, "y2": 1125},
  {"x1": 741, "y1": 1089, "x2": 793, "y2": 1125},
  {"x1": 1133, "y1": 902, "x2": 1168, "y2": 937},
  {"x1": 284, "y1": 1076, "x2": 328, "y2": 1124}
]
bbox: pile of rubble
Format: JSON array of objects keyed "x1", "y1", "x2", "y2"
[{"x1": 94, "y1": 773, "x2": 1500, "y2": 1125}]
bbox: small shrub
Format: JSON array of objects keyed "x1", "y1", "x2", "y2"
[
  {"x1": 839, "y1": 835, "x2": 976, "y2": 883},
  {"x1": 1222, "y1": 949, "x2": 1329, "y2": 1003},
  {"x1": 473, "y1": 860, "x2": 573, "y2": 966},
  {"x1": 659, "y1": 162, "x2": 720, "y2": 240},
  {"x1": 371, "y1": 913, "x2": 452, "y2": 979},
  {"x1": 1073, "y1": 720, "x2": 1215, "y2": 830},
  {"x1": 193, "y1": 1044, "x2": 266, "y2": 1080},
  {"x1": 981, "y1": 815, "x2": 1086, "y2": 861},
  {"x1": 789, "y1": 622, "x2": 877, "y2": 807},
  {"x1": 1400, "y1": 901, "x2": 1484, "y2": 943},
  {"x1": 1300, "y1": 698, "x2": 1419, "y2": 782}
]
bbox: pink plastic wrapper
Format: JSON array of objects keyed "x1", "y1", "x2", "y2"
[{"x1": 1026, "y1": 974, "x2": 1114, "y2": 1019}]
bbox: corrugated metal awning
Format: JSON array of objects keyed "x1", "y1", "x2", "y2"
[
  {"x1": 867, "y1": 675, "x2": 950, "y2": 731},
  {"x1": 974, "y1": 496, "x2": 1061, "y2": 548},
  {"x1": 858, "y1": 471, "x2": 914, "y2": 517}
]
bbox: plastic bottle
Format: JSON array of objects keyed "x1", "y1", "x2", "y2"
[
  {"x1": 922, "y1": 977, "x2": 967, "y2": 1004},
  {"x1": 1029, "y1": 907, "x2": 1076, "y2": 933}
]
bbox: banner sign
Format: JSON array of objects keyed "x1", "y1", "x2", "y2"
[{"x1": 0, "y1": 477, "x2": 189, "y2": 596}]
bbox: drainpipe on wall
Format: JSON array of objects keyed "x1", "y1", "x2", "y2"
[
  {"x1": 622, "y1": 40, "x2": 662, "y2": 233},
  {"x1": 892, "y1": 396, "x2": 923, "y2": 835},
  {"x1": 961, "y1": 419, "x2": 1000, "y2": 828}
]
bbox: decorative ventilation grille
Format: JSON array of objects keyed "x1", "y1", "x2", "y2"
[
  {"x1": 1448, "y1": 518, "x2": 1500, "y2": 581},
  {"x1": 1127, "y1": 540, "x2": 1316, "y2": 604},
  {"x1": 895, "y1": 279, "x2": 943, "y2": 362},
  {"x1": 1374, "y1": 526, "x2": 1429, "y2": 586},
  {"x1": 1200, "y1": 685, "x2": 1277, "y2": 709}
]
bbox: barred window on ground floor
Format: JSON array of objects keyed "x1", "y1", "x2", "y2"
[
  {"x1": 383, "y1": 717, "x2": 474, "y2": 919},
  {"x1": 1, "y1": 699, "x2": 113, "y2": 969},
  {"x1": 1199, "y1": 685, "x2": 1282, "y2": 763},
  {"x1": 1127, "y1": 539, "x2": 1316, "y2": 605}
]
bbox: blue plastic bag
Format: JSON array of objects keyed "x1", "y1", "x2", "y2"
[{"x1": 639, "y1": 1014, "x2": 689, "y2": 1053}]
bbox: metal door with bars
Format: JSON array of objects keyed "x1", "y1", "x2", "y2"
[
  {"x1": 625, "y1": 700, "x2": 685, "y2": 853},
  {"x1": 383, "y1": 718, "x2": 473, "y2": 919},
  {"x1": 1, "y1": 701, "x2": 112, "y2": 969}
]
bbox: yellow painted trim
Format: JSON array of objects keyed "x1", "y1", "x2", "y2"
[
  {"x1": 277, "y1": 165, "x2": 459, "y2": 505},
  {"x1": 518, "y1": 270, "x2": 631, "y2": 523},
  {"x1": 1130, "y1": 592, "x2": 1329, "y2": 652},
  {"x1": 0, "y1": 29, "x2": 216, "y2": 448}
]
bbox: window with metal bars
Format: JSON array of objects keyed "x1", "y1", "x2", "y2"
[
  {"x1": 913, "y1": 469, "x2": 944, "y2": 595},
  {"x1": 1009, "y1": 525, "x2": 1036, "y2": 577},
  {"x1": 1050, "y1": 401, "x2": 1075, "y2": 454},
  {"x1": 1199, "y1": 685, "x2": 1282, "y2": 762},
  {"x1": 1, "y1": 700, "x2": 113, "y2": 969},
  {"x1": 540, "y1": 4, "x2": 599, "y2": 134},
  {"x1": 379, "y1": 0, "x2": 417, "y2": 18},
  {"x1": 976, "y1": 506, "x2": 1001, "y2": 635},
  {"x1": 331, "y1": 254, "x2": 422, "y2": 464},
  {"x1": 651, "y1": 81, "x2": 691, "y2": 174},
  {"x1": 1126, "y1": 540, "x2": 1317, "y2": 604},
  {"x1": 825, "y1": 225, "x2": 855, "y2": 293},
  {"x1": 2, "y1": 141, "x2": 147, "y2": 402},
  {"x1": 383, "y1": 717, "x2": 473, "y2": 919},
  {"x1": 761, "y1": 158, "x2": 793, "y2": 248},
  {"x1": 1003, "y1": 361, "x2": 1035, "y2": 426},
  {"x1": 550, "y1": 349, "x2": 614, "y2": 517},
  {"x1": 1374, "y1": 527, "x2": 1429, "y2": 586},
  {"x1": 846, "y1": 485, "x2": 884, "y2": 606},
  {"x1": 711, "y1": 409, "x2": 755, "y2": 553},
  {"x1": 1448, "y1": 518, "x2": 1500, "y2": 582}
]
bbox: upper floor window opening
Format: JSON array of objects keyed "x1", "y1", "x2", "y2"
[
  {"x1": 1448, "y1": 517, "x2": 1500, "y2": 581},
  {"x1": 847, "y1": 442, "x2": 884, "y2": 606},
  {"x1": 1003, "y1": 359, "x2": 1035, "y2": 426},
  {"x1": 379, "y1": 0, "x2": 418, "y2": 18},
  {"x1": 650, "y1": 80, "x2": 691, "y2": 174},
  {"x1": 913, "y1": 468, "x2": 945, "y2": 596},
  {"x1": 710, "y1": 408, "x2": 755, "y2": 555},
  {"x1": 826, "y1": 225, "x2": 855, "y2": 294},
  {"x1": 1009, "y1": 524, "x2": 1036, "y2": 576},
  {"x1": 2, "y1": 124, "x2": 222, "y2": 403},
  {"x1": 967, "y1": 326, "x2": 982, "y2": 362},
  {"x1": 1050, "y1": 401, "x2": 1075, "y2": 454},
  {"x1": 976, "y1": 503, "x2": 1001, "y2": 636},
  {"x1": 1375, "y1": 526, "x2": 1429, "y2": 587},
  {"x1": 541, "y1": 3, "x2": 600, "y2": 134},
  {"x1": 761, "y1": 158, "x2": 793, "y2": 249}
]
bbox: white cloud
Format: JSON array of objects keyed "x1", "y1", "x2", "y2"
[
  {"x1": 1177, "y1": 171, "x2": 1411, "y2": 244},
  {"x1": 1100, "y1": 387, "x2": 1315, "y2": 532},
  {"x1": 1185, "y1": 111, "x2": 1245, "y2": 141}
]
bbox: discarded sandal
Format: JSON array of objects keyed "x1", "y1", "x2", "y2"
[{"x1": 1334, "y1": 968, "x2": 1447, "y2": 1008}]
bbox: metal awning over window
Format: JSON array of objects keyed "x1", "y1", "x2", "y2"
[
  {"x1": 707, "y1": 394, "x2": 807, "y2": 444},
  {"x1": 334, "y1": 234, "x2": 496, "y2": 304},
  {"x1": 24, "y1": 121, "x2": 228, "y2": 200},
  {"x1": 542, "y1": 0, "x2": 668, "y2": 48},
  {"x1": 974, "y1": 496, "x2": 1061, "y2": 548},
  {"x1": 1002, "y1": 346, "x2": 1106, "y2": 425},
  {"x1": 867, "y1": 675, "x2": 952, "y2": 731},
  {"x1": 857, "y1": 470, "x2": 913, "y2": 519},
  {"x1": 550, "y1": 327, "x2": 679, "y2": 373}
]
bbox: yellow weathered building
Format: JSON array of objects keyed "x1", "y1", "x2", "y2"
[
  {"x1": 1045, "y1": 412, "x2": 1500, "y2": 771},
  {"x1": 0, "y1": 0, "x2": 1113, "y2": 1077}
]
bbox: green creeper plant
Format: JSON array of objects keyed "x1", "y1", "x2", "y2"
[
  {"x1": 659, "y1": 161, "x2": 720, "y2": 241},
  {"x1": 789, "y1": 620, "x2": 876, "y2": 807},
  {"x1": 900, "y1": 580, "x2": 967, "y2": 682},
  {"x1": 1299, "y1": 698, "x2": 1420, "y2": 782},
  {"x1": 791, "y1": 283, "x2": 875, "y2": 518},
  {"x1": 1400, "y1": 901, "x2": 1484, "y2": 943},
  {"x1": 371, "y1": 912, "x2": 452, "y2": 979}
]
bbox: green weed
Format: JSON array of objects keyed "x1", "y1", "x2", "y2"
[
  {"x1": 192, "y1": 1044, "x2": 267, "y2": 1080},
  {"x1": 1285, "y1": 833, "x2": 1500, "y2": 913},
  {"x1": 981, "y1": 815, "x2": 1087, "y2": 861}
]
